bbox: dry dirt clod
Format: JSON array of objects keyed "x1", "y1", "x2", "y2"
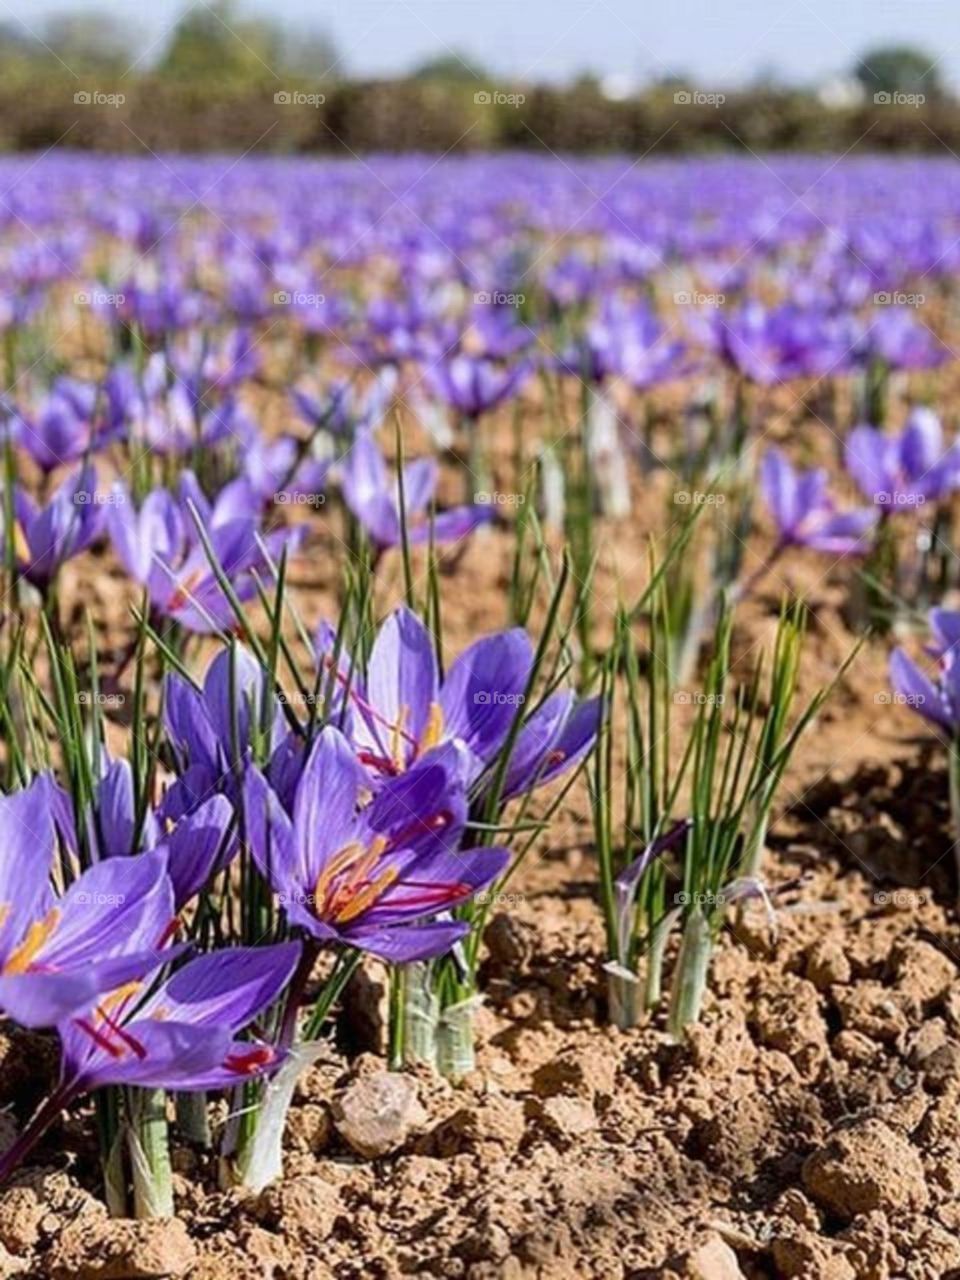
[
  {"x1": 332, "y1": 1071, "x2": 427, "y2": 1158},
  {"x1": 44, "y1": 1216, "x2": 196, "y2": 1279},
  {"x1": 802, "y1": 1117, "x2": 928, "y2": 1220},
  {"x1": 805, "y1": 938, "x2": 852, "y2": 989},
  {"x1": 771, "y1": 1230, "x2": 857, "y2": 1280},
  {"x1": 676, "y1": 1233, "x2": 747, "y2": 1279},
  {"x1": 527, "y1": 1094, "x2": 597, "y2": 1143},
  {"x1": 890, "y1": 939, "x2": 957, "y2": 1007}
]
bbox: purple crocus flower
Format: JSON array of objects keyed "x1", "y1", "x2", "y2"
[
  {"x1": 108, "y1": 473, "x2": 299, "y2": 634},
  {"x1": 760, "y1": 448, "x2": 877, "y2": 556},
  {"x1": 162, "y1": 644, "x2": 288, "y2": 821},
  {"x1": 0, "y1": 777, "x2": 180, "y2": 1028},
  {"x1": 50, "y1": 755, "x2": 235, "y2": 910},
  {"x1": 0, "y1": 944, "x2": 301, "y2": 1186},
  {"x1": 11, "y1": 392, "x2": 92, "y2": 473},
  {"x1": 324, "y1": 606, "x2": 601, "y2": 796},
  {"x1": 244, "y1": 728, "x2": 509, "y2": 963},
  {"x1": 11, "y1": 464, "x2": 103, "y2": 590},
  {"x1": 890, "y1": 628, "x2": 960, "y2": 735},
  {"x1": 56, "y1": 943, "x2": 300, "y2": 1094},
  {"x1": 425, "y1": 354, "x2": 530, "y2": 419},
  {"x1": 845, "y1": 409, "x2": 960, "y2": 509},
  {"x1": 340, "y1": 434, "x2": 491, "y2": 552}
]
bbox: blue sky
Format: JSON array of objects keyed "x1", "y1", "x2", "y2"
[{"x1": 13, "y1": 0, "x2": 960, "y2": 88}]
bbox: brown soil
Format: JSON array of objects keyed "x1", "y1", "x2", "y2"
[{"x1": 6, "y1": 376, "x2": 960, "y2": 1278}]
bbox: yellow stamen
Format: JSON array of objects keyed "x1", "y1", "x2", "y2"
[
  {"x1": 335, "y1": 864, "x2": 399, "y2": 923},
  {"x1": 420, "y1": 702, "x2": 444, "y2": 753},
  {"x1": 0, "y1": 904, "x2": 11, "y2": 932},
  {"x1": 313, "y1": 841, "x2": 365, "y2": 915},
  {"x1": 95, "y1": 981, "x2": 143, "y2": 1021},
  {"x1": 3, "y1": 908, "x2": 61, "y2": 976},
  {"x1": 315, "y1": 835, "x2": 392, "y2": 922}
]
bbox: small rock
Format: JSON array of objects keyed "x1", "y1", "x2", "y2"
[
  {"x1": 45, "y1": 1217, "x2": 196, "y2": 1279},
  {"x1": 269, "y1": 1175, "x2": 342, "y2": 1245},
  {"x1": 428, "y1": 1096, "x2": 526, "y2": 1155},
  {"x1": 529, "y1": 1095, "x2": 597, "y2": 1141},
  {"x1": 680, "y1": 1234, "x2": 746, "y2": 1279},
  {"x1": 802, "y1": 1118, "x2": 928, "y2": 1219},
  {"x1": 332, "y1": 1071, "x2": 427, "y2": 1157},
  {"x1": 775, "y1": 1188, "x2": 821, "y2": 1230}
]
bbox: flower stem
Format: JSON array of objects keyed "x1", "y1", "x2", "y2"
[
  {"x1": 398, "y1": 961, "x2": 439, "y2": 1068},
  {"x1": 126, "y1": 1088, "x2": 173, "y2": 1219},
  {"x1": 175, "y1": 1092, "x2": 210, "y2": 1148},
  {"x1": 437, "y1": 989, "x2": 478, "y2": 1080},
  {"x1": 667, "y1": 907, "x2": 714, "y2": 1040}
]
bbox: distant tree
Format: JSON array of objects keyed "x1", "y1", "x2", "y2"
[
  {"x1": 409, "y1": 52, "x2": 488, "y2": 84},
  {"x1": 41, "y1": 10, "x2": 136, "y2": 72},
  {"x1": 277, "y1": 27, "x2": 342, "y2": 79},
  {"x1": 854, "y1": 45, "x2": 940, "y2": 97},
  {"x1": 157, "y1": 1, "x2": 282, "y2": 82}
]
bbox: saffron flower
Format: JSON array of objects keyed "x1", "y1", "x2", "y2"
[
  {"x1": 162, "y1": 644, "x2": 288, "y2": 821},
  {"x1": 108, "y1": 473, "x2": 299, "y2": 633},
  {"x1": 0, "y1": 778, "x2": 180, "y2": 1028},
  {"x1": 56, "y1": 943, "x2": 301, "y2": 1094},
  {"x1": 11, "y1": 464, "x2": 104, "y2": 590},
  {"x1": 760, "y1": 448, "x2": 876, "y2": 556},
  {"x1": 845, "y1": 409, "x2": 960, "y2": 509},
  {"x1": 244, "y1": 727, "x2": 509, "y2": 963},
  {"x1": 890, "y1": 632, "x2": 960, "y2": 734},
  {"x1": 425, "y1": 354, "x2": 530, "y2": 419},
  {"x1": 0, "y1": 945, "x2": 301, "y2": 1186},
  {"x1": 340, "y1": 435, "x2": 491, "y2": 552},
  {"x1": 322, "y1": 606, "x2": 602, "y2": 796},
  {"x1": 51, "y1": 755, "x2": 235, "y2": 910}
]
